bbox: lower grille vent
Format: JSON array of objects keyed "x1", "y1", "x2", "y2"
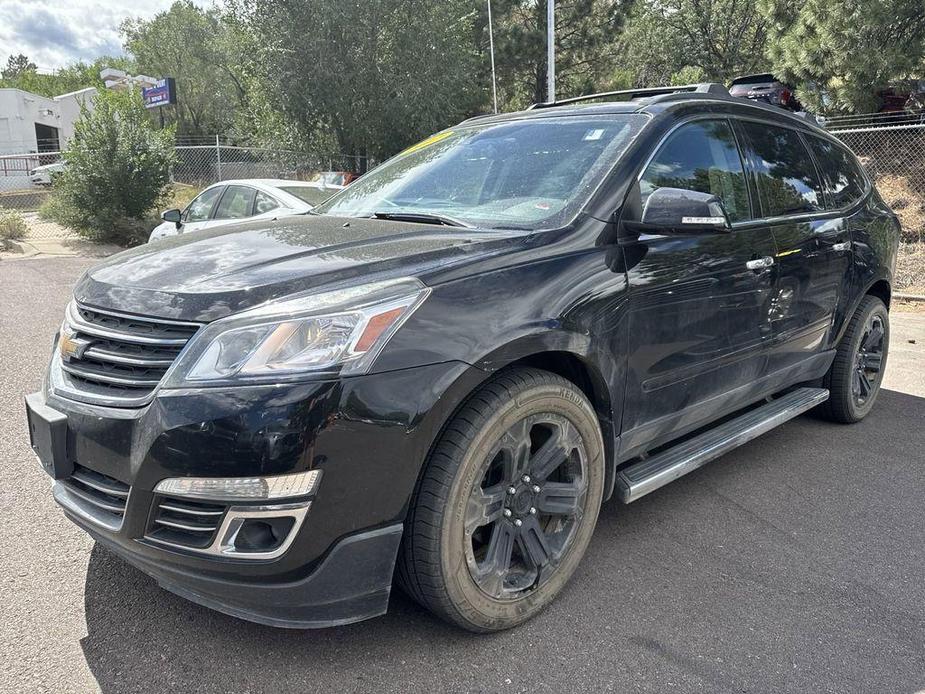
[
  {"x1": 62, "y1": 465, "x2": 130, "y2": 525},
  {"x1": 148, "y1": 497, "x2": 227, "y2": 549}
]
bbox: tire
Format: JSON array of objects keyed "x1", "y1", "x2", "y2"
[
  {"x1": 818, "y1": 295, "x2": 890, "y2": 423},
  {"x1": 397, "y1": 367, "x2": 605, "y2": 632}
]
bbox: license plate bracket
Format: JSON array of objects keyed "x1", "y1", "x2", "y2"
[{"x1": 25, "y1": 393, "x2": 72, "y2": 480}]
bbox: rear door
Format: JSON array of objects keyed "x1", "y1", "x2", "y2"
[
  {"x1": 619, "y1": 118, "x2": 777, "y2": 453},
  {"x1": 803, "y1": 135, "x2": 870, "y2": 332},
  {"x1": 736, "y1": 120, "x2": 852, "y2": 375}
]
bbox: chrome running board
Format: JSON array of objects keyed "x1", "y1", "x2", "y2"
[{"x1": 617, "y1": 387, "x2": 829, "y2": 503}]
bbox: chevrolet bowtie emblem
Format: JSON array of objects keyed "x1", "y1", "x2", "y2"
[{"x1": 59, "y1": 330, "x2": 90, "y2": 361}]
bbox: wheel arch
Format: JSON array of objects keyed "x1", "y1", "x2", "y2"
[
  {"x1": 836, "y1": 276, "x2": 892, "y2": 345},
  {"x1": 866, "y1": 278, "x2": 891, "y2": 309},
  {"x1": 412, "y1": 337, "x2": 619, "y2": 514}
]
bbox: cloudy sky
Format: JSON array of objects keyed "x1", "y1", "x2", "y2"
[{"x1": 0, "y1": 0, "x2": 210, "y2": 70}]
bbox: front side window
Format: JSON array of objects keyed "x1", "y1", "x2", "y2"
[
  {"x1": 183, "y1": 186, "x2": 224, "y2": 223},
  {"x1": 740, "y1": 122, "x2": 825, "y2": 217},
  {"x1": 315, "y1": 115, "x2": 648, "y2": 230},
  {"x1": 640, "y1": 119, "x2": 750, "y2": 222},
  {"x1": 806, "y1": 136, "x2": 867, "y2": 209},
  {"x1": 215, "y1": 185, "x2": 258, "y2": 220}
]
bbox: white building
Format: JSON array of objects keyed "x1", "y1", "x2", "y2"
[{"x1": 0, "y1": 87, "x2": 97, "y2": 155}]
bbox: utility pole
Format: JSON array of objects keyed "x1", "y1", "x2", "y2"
[
  {"x1": 487, "y1": 0, "x2": 499, "y2": 113},
  {"x1": 546, "y1": 0, "x2": 555, "y2": 103}
]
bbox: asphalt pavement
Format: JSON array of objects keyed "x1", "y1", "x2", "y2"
[{"x1": 1, "y1": 256, "x2": 923, "y2": 693}]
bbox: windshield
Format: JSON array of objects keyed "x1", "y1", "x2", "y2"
[
  {"x1": 279, "y1": 186, "x2": 337, "y2": 206},
  {"x1": 315, "y1": 114, "x2": 647, "y2": 230}
]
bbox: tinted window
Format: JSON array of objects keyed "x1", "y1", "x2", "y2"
[
  {"x1": 640, "y1": 120, "x2": 750, "y2": 222},
  {"x1": 183, "y1": 186, "x2": 223, "y2": 223},
  {"x1": 215, "y1": 185, "x2": 258, "y2": 220},
  {"x1": 254, "y1": 191, "x2": 279, "y2": 214},
  {"x1": 806, "y1": 137, "x2": 867, "y2": 208},
  {"x1": 740, "y1": 122, "x2": 824, "y2": 217},
  {"x1": 280, "y1": 186, "x2": 334, "y2": 206},
  {"x1": 315, "y1": 115, "x2": 647, "y2": 231}
]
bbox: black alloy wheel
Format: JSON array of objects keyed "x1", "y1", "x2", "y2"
[
  {"x1": 819, "y1": 295, "x2": 890, "y2": 423},
  {"x1": 397, "y1": 368, "x2": 605, "y2": 632},
  {"x1": 852, "y1": 313, "x2": 886, "y2": 406},
  {"x1": 464, "y1": 414, "x2": 588, "y2": 600}
]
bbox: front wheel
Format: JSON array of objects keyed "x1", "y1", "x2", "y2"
[
  {"x1": 819, "y1": 295, "x2": 890, "y2": 423},
  {"x1": 397, "y1": 368, "x2": 605, "y2": 632}
]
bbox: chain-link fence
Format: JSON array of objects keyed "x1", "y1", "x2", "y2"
[
  {"x1": 828, "y1": 122, "x2": 925, "y2": 291},
  {"x1": 0, "y1": 143, "x2": 369, "y2": 241},
  {"x1": 171, "y1": 144, "x2": 368, "y2": 188}
]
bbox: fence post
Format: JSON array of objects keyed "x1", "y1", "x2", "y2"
[{"x1": 215, "y1": 135, "x2": 222, "y2": 181}]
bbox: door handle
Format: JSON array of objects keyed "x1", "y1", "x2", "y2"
[
  {"x1": 833, "y1": 241, "x2": 851, "y2": 252},
  {"x1": 746, "y1": 256, "x2": 774, "y2": 270}
]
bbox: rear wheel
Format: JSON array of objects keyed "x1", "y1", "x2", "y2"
[
  {"x1": 819, "y1": 295, "x2": 889, "y2": 423},
  {"x1": 397, "y1": 368, "x2": 605, "y2": 632}
]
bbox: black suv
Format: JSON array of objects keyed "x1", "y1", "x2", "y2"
[{"x1": 25, "y1": 83, "x2": 899, "y2": 632}]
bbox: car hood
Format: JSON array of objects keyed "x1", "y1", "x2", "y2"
[{"x1": 75, "y1": 215, "x2": 523, "y2": 322}]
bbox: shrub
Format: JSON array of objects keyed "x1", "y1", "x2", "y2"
[
  {"x1": 0, "y1": 208, "x2": 27, "y2": 250},
  {"x1": 43, "y1": 91, "x2": 176, "y2": 245}
]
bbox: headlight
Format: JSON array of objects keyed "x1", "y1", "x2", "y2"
[{"x1": 163, "y1": 277, "x2": 429, "y2": 387}]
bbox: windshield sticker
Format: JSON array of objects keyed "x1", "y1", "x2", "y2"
[
  {"x1": 400, "y1": 131, "x2": 455, "y2": 156},
  {"x1": 583, "y1": 128, "x2": 605, "y2": 141}
]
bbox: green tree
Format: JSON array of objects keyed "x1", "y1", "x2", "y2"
[
  {"x1": 762, "y1": 0, "x2": 925, "y2": 113},
  {"x1": 234, "y1": 0, "x2": 483, "y2": 164},
  {"x1": 0, "y1": 56, "x2": 134, "y2": 98},
  {"x1": 2, "y1": 54, "x2": 37, "y2": 79},
  {"x1": 44, "y1": 91, "x2": 176, "y2": 244},
  {"x1": 481, "y1": 0, "x2": 632, "y2": 109},
  {"x1": 122, "y1": 0, "x2": 248, "y2": 136},
  {"x1": 619, "y1": 0, "x2": 769, "y2": 86}
]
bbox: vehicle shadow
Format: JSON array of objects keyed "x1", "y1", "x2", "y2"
[{"x1": 80, "y1": 389, "x2": 925, "y2": 693}]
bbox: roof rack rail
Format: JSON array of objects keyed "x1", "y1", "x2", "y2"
[{"x1": 528, "y1": 83, "x2": 729, "y2": 110}]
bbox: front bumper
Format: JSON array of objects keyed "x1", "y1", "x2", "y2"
[{"x1": 29, "y1": 360, "x2": 476, "y2": 627}]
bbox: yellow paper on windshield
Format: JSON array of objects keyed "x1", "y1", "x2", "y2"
[{"x1": 400, "y1": 131, "x2": 454, "y2": 156}]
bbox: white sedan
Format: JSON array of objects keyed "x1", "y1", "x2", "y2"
[{"x1": 149, "y1": 179, "x2": 344, "y2": 242}]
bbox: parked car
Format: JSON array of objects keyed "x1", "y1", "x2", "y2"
[
  {"x1": 148, "y1": 179, "x2": 344, "y2": 242},
  {"x1": 729, "y1": 73, "x2": 803, "y2": 111},
  {"x1": 26, "y1": 83, "x2": 899, "y2": 633},
  {"x1": 875, "y1": 83, "x2": 925, "y2": 123},
  {"x1": 29, "y1": 160, "x2": 66, "y2": 187}
]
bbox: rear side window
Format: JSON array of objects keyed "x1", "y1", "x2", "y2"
[
  {"x1": 254, "y1": 191, "x2": 280, "y2": 214},
  {"x1": 215, "y1": 185, "x2": 258, "y2": 220},
  {"x1": 805, "y1": 137, "x2": 867, "y2": 209},
  {"x1": 640, "y1": 120, "x2": 750, "y2": 222},
  {"x1": 739, "y1": 122, "x2": 824, "y2": 217}
]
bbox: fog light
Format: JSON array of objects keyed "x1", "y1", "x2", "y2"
[
  {"x1": 154, "y1": 469, "x2": 321, "y2": 501},
  {"x1": 233, "y1": 517, "x2": 295, "y2": 552}
]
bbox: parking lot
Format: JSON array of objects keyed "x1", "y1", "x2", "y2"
[{"x1": 1, "y1": 255, "x2": 923, "y2": 693}]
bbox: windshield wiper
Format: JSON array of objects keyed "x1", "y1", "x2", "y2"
[{"x1": 369, "y1": 211, "x2": 473, "y2": 228}]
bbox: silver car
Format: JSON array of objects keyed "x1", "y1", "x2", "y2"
[{"x1": 149, "y1": 179, "x2": 344, "y2": 242}]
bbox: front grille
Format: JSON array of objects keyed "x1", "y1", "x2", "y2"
[
  {"x1": 62, "y1": 465, "x2": 130, "y2": 525},
  {"x1": 58, "y1": 302, "x2": 200, "y2": 406},
  {"x1": 147, "y1": 496, "x2": 228, "y2": 549}
]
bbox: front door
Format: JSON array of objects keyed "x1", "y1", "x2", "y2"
[
  {"x1": 180, "y1": 185, "x2": 225, "y2": 234},
  {"x1": 618, "y1": 119, "x2": 777, "y2": 457}
]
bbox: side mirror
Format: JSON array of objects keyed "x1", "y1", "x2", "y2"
[
  {"x1": 161, "y1": 208, "x2": 182, "y2": 229},
  {"x1": 628, "y1": 187, "x2": 730, "y2": 235}
]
